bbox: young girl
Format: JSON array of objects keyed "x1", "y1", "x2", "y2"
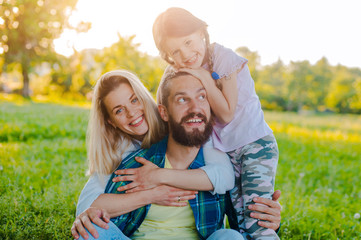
[{"x1": 152, "y1": 7, "x2": 279, "y2": 239}]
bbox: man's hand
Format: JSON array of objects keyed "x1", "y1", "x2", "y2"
[
  {"x1": 248, "y1": 190, "x2": 282, "y2": 231},
  {"x1": 71, "y1": 207, "x2": 110, "y2": 240}
]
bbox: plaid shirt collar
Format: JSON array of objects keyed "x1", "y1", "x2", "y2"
[{"x1": 122, "y1": 136, "x2": 204, "y2": 170}]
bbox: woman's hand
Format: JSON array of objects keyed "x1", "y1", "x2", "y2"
[
  {"x1": 150, "y1": 185, "x2": 198, "y2": 207},
  {"x1": 71, "y1": 207, "x2": 110, "y2": 240},
  {"x1": 113, "y1": 157, "x2": 161, "y2": 193},
  {"x1": 248, "y1": 190, "x2": 282, "y2": 231}
]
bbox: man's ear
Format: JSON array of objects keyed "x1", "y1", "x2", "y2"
[{"x1": 158, "y1": 104, "x2": 169, "y2": 122}]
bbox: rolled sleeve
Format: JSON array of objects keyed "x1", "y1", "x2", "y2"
[
  {"x1": 201, "y1": 146, "x2": 235, "y2": 195},
  {"x1": 76, "y1": 174, "x2": 111, "y2": 216}
]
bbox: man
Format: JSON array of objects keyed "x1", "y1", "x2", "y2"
[{"x1": 73, "y1": 71, "x2": 281, "y2": 239}]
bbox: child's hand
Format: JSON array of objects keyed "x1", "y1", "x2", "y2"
[
  {"x1": 113, "y1": 157, "x2": 161, "y2": 193},
  {"x1": 178, "y1": 67, "x2": 214, "y2": 86}
]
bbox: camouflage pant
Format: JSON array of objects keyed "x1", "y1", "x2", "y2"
[{"x1": 227, "y1": 134, "x2": 279, "y2": 240}]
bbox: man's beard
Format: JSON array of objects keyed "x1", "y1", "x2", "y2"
[{"x1": 168, "y1": 112, "x2": 213, "y2": 147}]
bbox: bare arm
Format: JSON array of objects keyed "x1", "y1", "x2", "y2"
[
  {"x1": 114, "y1": 157, "x2": 213, "y2": 193},
  {"x1": 155, "y1": 168, "x2": 212, "y2": 191},
  {"x1": 178, "y1": 67, "x2": 241, "y2": 124},
  {"x1": 91, "y1": 185, "x2": 197, "y2": 218},
  {"x1": 91, "y1": 190, "x2": 152, "y2": 218}
]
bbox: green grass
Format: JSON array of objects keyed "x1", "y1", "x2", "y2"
[
  {"x1": 0, "y1": 101, "x2": 89, "y2": 239},
  {"x1": 266, "y1": 112, "x2": 361, "y2": 239},
  {"x1": 1, "y1": 101, "x2": 360, "y2": 239}
]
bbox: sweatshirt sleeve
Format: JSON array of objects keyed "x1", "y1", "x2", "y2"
[
  {"x1": 200, "y1": 139, "x2": 235, "y2": 195},
  {"x1": 75, "y1": 142, "x2": 140, "y2": 216},
  {"x1": 75, "y1": 174, "x2": 111, "y2": 216}
]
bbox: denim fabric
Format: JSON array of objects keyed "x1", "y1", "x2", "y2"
[
  {"x1": 207, "y1": 229, "x2": 245, "y2": 240},
  {"x1": 77, "y1": 221, "x2": 130, "y2": 240}
]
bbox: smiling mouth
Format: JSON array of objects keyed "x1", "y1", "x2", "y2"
[
  {"x1": 181, "y1": 113, "x2": 207, "y2": 126},
  {"x1": 184, "y1": 55, "x2": 198, "y2": 65},
  {"x1": 186, "y1": 118, "x2": 203, "y2": 123},
  {"x1": 129, "y1": 116, "x2": 144, "y2": 127}
]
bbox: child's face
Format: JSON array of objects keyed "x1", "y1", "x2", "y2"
[{"x1": 164, "y1": 30, "x2": 206, "y2": 69}]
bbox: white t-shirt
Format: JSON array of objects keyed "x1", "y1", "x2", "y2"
[{"x1": 209, "y1": 43, "x2": 273, "y2": 152}]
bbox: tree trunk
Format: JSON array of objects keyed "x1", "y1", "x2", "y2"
[{"x1": 21, "y1": 60, "x2": 30, "y2": 98}]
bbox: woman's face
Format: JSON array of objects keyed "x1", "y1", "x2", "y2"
[
  {"x1": 164, "y1": 30, "x2": 206, "y2": 69},
  {"x1": 104, "y1": 83, "x2": 149, "y2": 140}
]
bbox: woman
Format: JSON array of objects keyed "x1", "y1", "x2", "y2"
[{"x1": 71, "y1": 70, "x2": 281, "y2": 239}]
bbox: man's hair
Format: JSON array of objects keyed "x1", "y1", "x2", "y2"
[{"x1": 157, "y1": 69, "x2": 193, "y2": 107}]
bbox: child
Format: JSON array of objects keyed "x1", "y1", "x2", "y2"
[{"x1": 153, "y1": 7, "x2": 279, "y2": 239}]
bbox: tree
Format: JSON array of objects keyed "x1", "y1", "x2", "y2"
[
  {"x1": 326, "y1": 65, "x2": 361, "y2": 113},
  {"x1": 94, "y1": 34, "x2": 165, "y2": 98},
  {"x1": 257, "y1": 59, "x2": 287, "y2": 110},
  {"x1": 0, "y1": 0, "x2": 80, "y2": 97},
  {"x1": 235, "y1": 46, "x2": 261, "y2": 82},
  {"x1": 285, "y1": 60, "x2": 314, "y2": 111},
  {"x1": 309, "y1": 57, "x2": 332, "y2": 110},
  {"x1": 49, "y1": 49, "x2": 97, "y2": 98}
]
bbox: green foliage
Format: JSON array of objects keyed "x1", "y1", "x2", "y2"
[
  {"x1": 256, "y1": 59, "x2": 288, "y2": 110},
  {"x1": 236, "y1": 51, "x2": 361, "y2": 114},
  {"x1": 1, "y1": 101, "x2": 360, "y2": 239},
  {"x1": 48, "y1": 50, "x2": 97, "y2": 97},
  {"x1": 2, "y1": 18, "x2": 361, "y2": 113},
  {"x1": 0, "y1": 0, "x2": 79, "y2": 96},
  {"x1": 236, "y1": 46, "x2": 261, "y2": 81},
  {"x1": 47, "y1": 35, "x2": 166, "y2": 100},
  {"x1": 325, "y1": 65, "x2": 361, "y2": 114},
  {"x1": 93, "y1": 34, "x2": 166, "y2": 98}
]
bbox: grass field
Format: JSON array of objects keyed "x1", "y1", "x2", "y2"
[{"x1": 1, "y1": 100, "x2": 360, "y2": 239}]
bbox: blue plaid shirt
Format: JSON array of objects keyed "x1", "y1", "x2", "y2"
[{"x1": 105, "y1": 136, "x2": 227, "y2": 239}]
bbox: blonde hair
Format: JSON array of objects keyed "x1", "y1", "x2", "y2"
[
  {"x1": 152, "y1": 7, "x2": 215, "y2": 73},
  {"x1": 87, "y1": 70, "x2": 166, "y2": 175}
]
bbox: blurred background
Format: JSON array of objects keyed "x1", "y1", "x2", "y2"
[
  {"x1": 1, "y1": 0, "x2": 360, "y2": 113},
  {"x1": 1, "y1": 0, "x2": 360, "y2": 239}
]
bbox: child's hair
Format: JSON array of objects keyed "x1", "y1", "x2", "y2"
[
  {"x1": 87, "y1": 70, "x2": 167, "y2": 175},
  {"x1": 153, "y1": 7, "x2": 215, "y2": 73}
]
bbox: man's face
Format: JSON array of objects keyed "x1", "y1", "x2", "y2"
[{"x1": 160, "y1": 74, "x2": 213, "y2": 147}]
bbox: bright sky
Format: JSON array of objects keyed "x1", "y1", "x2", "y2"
[{"x1": 54, "y1": 0, "x2": 361, "y2": 68}]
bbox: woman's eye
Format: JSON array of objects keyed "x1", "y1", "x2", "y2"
[
  {"x1": 116, "y1": 108, "x2": 124, "y2": 114},
  {"x1": 199, "y1": 94, "x2": 206, "y2": 100},
  {"x1": 131, "y1": 97, "x2": 138, "y2": 104}
]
